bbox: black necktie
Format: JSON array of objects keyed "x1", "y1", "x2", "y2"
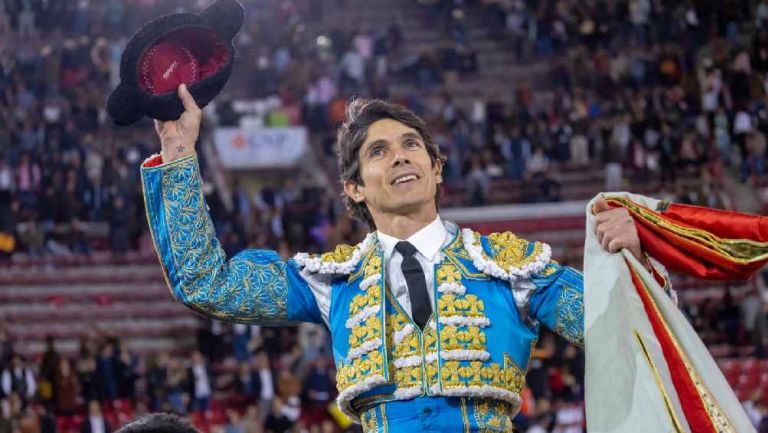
[{"x1": 395, "y1": 241, "x2": 432, "y2": 329}]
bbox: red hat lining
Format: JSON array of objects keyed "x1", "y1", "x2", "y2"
[{"x1": 138, "y1": 26, "x2": 231, "y2": 96}]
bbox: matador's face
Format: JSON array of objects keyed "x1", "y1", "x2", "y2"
[{"x1": 345, "y1": 118, "x2": 442, "y2": 220}]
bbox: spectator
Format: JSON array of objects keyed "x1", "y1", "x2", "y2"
[
  {"x1": 266, "y1": 372, "x2": 301, "y2": 433},
  {"x1": 301, "y1": 357, "x2": 333, "y2": 427},
  {"x1": 466, "y1": 156, "x2": 490, "y2": 206},
  {"x1": 54, "y1": 358, "x2": 80, "y2": 415},
  {"x1": 224, "y1": 409, "x2": 244, "y2": 433},
  {"x1": 745, "y1": 129, "x2": 767, "y2": 183},
  {"x1": 38, "y1": 336, "x2": 58, "y2": 406},
  {"x1": 145, "y1": 353, "x2": 169, "y2": 412},
  {"x1": 253, "y1": 352, "x2": 276, "y2": 423},
  {"x1": 96, "y1": 344, "x2": 117, "y2": 402},
  {"x1": 1, "y1": 356, "x2": 35, "y2": 406},
  {"x1": 553, "y1": 394, "x2": 584, "y2": 433},
  {"x1": 80, "y1": 401, "x2": 111, "y2": 433},
  {"x1": 188, "y1": 351, "x2": 213, "y2": 414},
  {"x1": 240, "y1": 405, "x2": 261, "y2": 433},
  {"x1": 526, "y1": 146, "x2": 550, "y2": 177},
  {"x1": 115, "y1": 340, "x2": 138, "y2": 400},
  {"x1": 232, "y1": 324, "x2": 251, "y2": 364},
  {"x1": 165, "y1": 356, "x2": 189, "y2": 416}
]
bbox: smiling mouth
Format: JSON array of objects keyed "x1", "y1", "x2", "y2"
[{"x1": 391, "y1": 174, "x2": 419, "y2": 185}]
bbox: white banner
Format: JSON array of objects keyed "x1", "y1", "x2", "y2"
[{"x1": 213, "y1": 127, "x2": 307, "y2": 169}]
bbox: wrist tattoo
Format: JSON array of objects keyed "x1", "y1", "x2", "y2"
[{"x1": 176, "y1": 145, "x2": 185, "y2": 153}]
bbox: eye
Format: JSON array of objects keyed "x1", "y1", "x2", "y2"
[
  {"x1": 405, "y1": 139, "x2": 420, "y2": 149},
  {"x1": 370, "y1": 147, "x2": 385, "y2": 158}
]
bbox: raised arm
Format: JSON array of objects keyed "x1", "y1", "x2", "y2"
[{"x1": 140, "y1": 85, "x2": 323, "y2": 325}]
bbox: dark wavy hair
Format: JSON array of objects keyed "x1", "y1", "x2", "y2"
[{"x1": 335, "y1": 98, "x2": 447, "y2": 229}]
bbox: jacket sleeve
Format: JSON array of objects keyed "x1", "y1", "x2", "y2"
[
  {"x1": 527, "y1": 255, "x2": 672, "y2": 348},
  {"x1": 140, "y1": 153, "x2": 323, "y2": 325},
  {"x1": 527, "y1": 261, "x2": 585, "y2": 348}
]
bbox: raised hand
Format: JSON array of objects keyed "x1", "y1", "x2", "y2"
[{"x1": 154, "y1": 84, "x2": 202, "y2": 163}]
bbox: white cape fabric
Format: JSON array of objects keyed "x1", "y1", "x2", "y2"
[{"x1": 583, "y1": 193, "x2": 755, "y2": 433}]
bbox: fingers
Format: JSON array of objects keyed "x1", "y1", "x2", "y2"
[
  {"x1": 598, "y1": 223, "x2": 624, "y2": 252},
  {"x1": 594, "y1": 207, "x2": 621, "y2": 224},
  {"x1": 178, "y1": 84, "x2": 200, "y2": 114},
  {"x1": 592, "y1": 197, "x2": 611, "y2": 214},
  {"x1": 595, "y1": 207, "x2": 640, "y2": 255}
]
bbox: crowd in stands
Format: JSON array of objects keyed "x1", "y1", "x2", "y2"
[
  {"x1": 1, "y1": 0, "x2": 768, "y2": 431},
  {"x1": 1, "y1": 0, "x2": 768, "y2": 256}
]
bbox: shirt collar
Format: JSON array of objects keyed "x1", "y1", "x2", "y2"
[{"x1": 376, "y1": 216, "x2": 447, "y2": 261}]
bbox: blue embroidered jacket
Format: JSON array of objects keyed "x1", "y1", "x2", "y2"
[{"x1": 141, "y1": 154, "x2": 584, "y2": 426}]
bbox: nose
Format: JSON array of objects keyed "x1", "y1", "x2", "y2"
[{"x1": 391, "y1": 148, "x2": 410, "y2": 166}]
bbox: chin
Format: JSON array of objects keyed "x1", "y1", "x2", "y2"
[{"x1": 392, "y1": 196, "x2": 430, "y2": 212}]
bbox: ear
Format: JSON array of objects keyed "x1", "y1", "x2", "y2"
[
  {"x1": 434, "y1": 159, "x2": 444, "y2": 184},
  {"x1": 343, "y1": 179, "x2": 366, "y2": 204}
]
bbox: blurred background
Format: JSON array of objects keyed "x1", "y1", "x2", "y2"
[{"x1": 0, "y1": 0, "x2": 768, "y2": 432}]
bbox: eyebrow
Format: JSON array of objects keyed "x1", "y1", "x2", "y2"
[{"x1": 363, "y1": 132, "x2": 423, "y2": 154}]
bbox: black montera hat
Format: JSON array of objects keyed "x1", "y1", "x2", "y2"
[{"x1": 106, "y1": 0, "x2": 244, "y2": 126}]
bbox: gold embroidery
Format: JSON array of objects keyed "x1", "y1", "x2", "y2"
[
  {"x1": 539, "y1": 261, "x2": 559, "y2": 277},
  {"x1": 154, "y1": 155, "x2": 290, "y2": 323},
  {"x1": 473, "y1": 398, "x2": 514, "y2": 432},
  {"x1": 339, "y1": 251, "x2": 386, "y2": 397},
  {"x1": 424, "y1": 325, "x2": 438, "y2": 351},
  {"x1": 336, "y1": 350, "x2": 386, "y2": 393},
  {"x1": 503, "y1": 354, "x2": 525, "y2": 394},
  {"x1": 487, "y1": 231, "x2": 545, "y2": 272},
  {"x1": 460, "y1": 398, "x2": 471, "y2": 433},
  {"x1": 341, "y1": 238, "x2": 530, "y2": 406},
  {"x1": 436, "y1": 263, "x2": 462, "y2": 283},
  {"x1": 349, "y1": 315, "x2": 383, "y2": 351},
  {"x1": 633, "y1": 330, "x2": 684, "y2": 433},
  {"x1": 554, "y1": 285, "x2": 584, "y2": 347},
  {"x1": 365, "y1": 255, "x2": 383, "y2": 276},
  {"x1": 381, "y1": 404, "x2": 388, "y2": 433},
  {"x1": 348, "y1": 249, "x2": 373, "y2": 283},
  {"x1": 438, "y1": 326, "x2": 486, "y2": 351},
  {"x1": 435, "y1": 272, "x2": 491, "y2": 354},
  {"x1": 431, "y1": 259, "x2": 522, "y2": 396},
  {"x1": 349, "y1": 286, "x2": 380, "y2": 316},
  {"x1": 385, "y1": 294, "x2": 424, "y2": 390},
  {"x1": 437, "y1": 294, "x2": 486, "y2": 317},
  {"x1": 424, "y1": 320, "x2": 440, "y2": 389},
  {"x1": 436, "y1": 356, "x2": 525, "y2": 393},
  {"x1": 633, "y1": 268, "x2": 737, "y2": 432},
  {"x1": 425, "y1": 360, "x2": 439, "y2": 388},
  {"x1": 607, "y1": 197, "x2": 768, "y2": 264},
  {"x1": 361, "y1": 406, "x2": 379, "y2": 433},
  {"x1": 392, "y1": 334, "x2": 420, "y2": 359},
  {"x1": 394, "y1": 365, "x2": 422, "y2": 387},
  {"x1": 443, "y1": 233, "x2": 490, "y2": 280},
  {"x1": 321, "y1": 243, "x2": 356, "y2": 264}
]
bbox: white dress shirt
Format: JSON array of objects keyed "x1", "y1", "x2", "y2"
[
  {"x1": 302, "y1": 217, "x2": 455, "y2": 326},
  {"x1": 376, "y1": 216, "x2": 448, "y2": 319}
]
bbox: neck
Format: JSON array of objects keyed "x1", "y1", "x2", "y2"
[{"x1": 372, "y1": 207, "x2": 438, "y2": 240}]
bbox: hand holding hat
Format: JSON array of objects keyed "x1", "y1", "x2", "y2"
[
  {"x1": 155, "y1": 84, "x2": 201, "y2": 163},
  {"x1": 107, "y1": 0, "x2": 244, "y2": 126}
]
